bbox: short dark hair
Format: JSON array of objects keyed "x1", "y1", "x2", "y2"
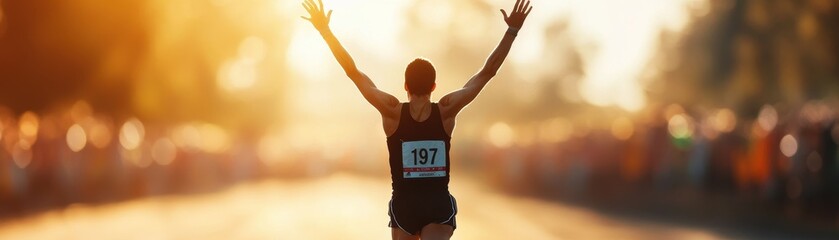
[{"x1": 405, "y1": 58, "x2": 436, "y2": 96}]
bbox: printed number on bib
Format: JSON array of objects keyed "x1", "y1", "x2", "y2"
[{"x1": 402, "y1": 140, "x2": 447, "y2": 178}]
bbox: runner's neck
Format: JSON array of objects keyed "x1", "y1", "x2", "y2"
[{"x1": 407, "y1": 95, "x2": 432, "y2": 122}]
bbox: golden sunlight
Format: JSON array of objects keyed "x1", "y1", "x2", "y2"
[
  {"x1": 286, "y1": 0, "x2": 409, "y2": 81},
  {"x1": 286, "y1": 24, "x2": 333, "y2": 81},
  {"x1": 4, "y1": 0, "x2": 836, "y2": 239},
  {"x1": 284, "y1": 0, "x2": 709, "y2": 125},
  {"x1": 217, "y1": 36, "x2": 266, "y2": 92},
  {"x1": 530, "y1": 0, "x2": 709, "y2": 111}
]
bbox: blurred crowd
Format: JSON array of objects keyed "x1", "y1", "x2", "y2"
[
  {"x1": 0, "y1": 101, "x2": 268, "y2": 218},
  {"x1": 476, "y1": 100, "x2": 839, "y2": 228}
]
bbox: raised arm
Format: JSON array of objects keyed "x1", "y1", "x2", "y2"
[
  {"x1": 301, "y1": 0, "x2": 399, "y2": 118},
  {"x1": 439, "y1": 0, "x2": 532, "y2": 119}
]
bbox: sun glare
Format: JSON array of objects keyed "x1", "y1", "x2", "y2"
[
  {"x1": 285, "y1": 0, "x2": 706, "y2": 114},
  {"x1": 535, "y1": 0, "x2": 707, "y2": 112},
  {"x1": 287, "y1": 24, "x2": 333, "y2": 81},
  {"x1": 218, "y1": 36, "x2": 266, "y2": 92},
  {"x1": 287, "y1": 0, "x2": 409, "y2": 81}
]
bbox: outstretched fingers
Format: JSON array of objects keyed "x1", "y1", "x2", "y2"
[
  {"x1": 305, "y1": 0, "x2": 319, "y2": 12},
  {"x1": 304, "y1": 1, "x2": 316, "y2": 13},
  {"x1": 520, "y1": 1, "x2": 531, "y2": 14},
  {"x1": 513, "y1": 0, "x2": 522, "y2": 13},
  {"x1": 525, "y1": 5, "x2": 533, "y2": 15},
  {"x1": 500, "y1": 9, "x2": 509, "y2": 20},
  {"x1": 301, "y1": 2, "x2": 314, "y2": 20},
  {"x1": 302, "y1": 0, "x2": 330, "y2": 18}
]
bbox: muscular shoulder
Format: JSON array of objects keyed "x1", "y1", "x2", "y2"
[
  {"x1": 383, "y1": 102, "x2": 403, "y2": 136},
  {"x1": 437, "y1": 97, "x2": 456, "y2": 120},
  {"x1": 438, "y1": 95, "x2": 452, "y2": 106}
]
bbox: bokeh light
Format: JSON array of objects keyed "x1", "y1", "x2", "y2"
[
  {"x1": 711, "y1": 108, "x2": 737, "y2": 133},
  {"x1": 780, "y1": 134, "x2": 798, "y2": 157},
  {"x1": 611, "y1": 117, "x2": 634, "y2": 140},
  {"x1": 18, "y1": 111, "x2": 39, "y2": 148},
  {"x1": 118, "y1": 118, "x2": 145, "y2": 150},
  {"x1": 66, "y1": 124, "x2": 87, "y2": 152},
  {"x1": 757, "y1": 105, "x2": 778, "y2": 133},
  {"x1": 87, "y1": 120, "x2": 112, "y2": 148},
  {"x1": 151, "y1": 138, "x2": 177, "y2": 165},
  {"x1": 668, "y1": 114, "x2": 694, "y2": 139},
  {"x1": 488, "y1": 122, "x2": 514, "y2": 148}
]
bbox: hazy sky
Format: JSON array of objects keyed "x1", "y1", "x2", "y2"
[{"x1": 282, "y1": 0, "x2": 708, "y2": 114}]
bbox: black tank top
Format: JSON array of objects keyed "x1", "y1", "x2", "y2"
[{"x1": 386, "y1": 103, "x2": 451, "y2": 196}]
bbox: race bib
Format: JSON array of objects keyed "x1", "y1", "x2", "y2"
[{"x1": 402, "y1": 140, "x2": 447, "y2": 178}]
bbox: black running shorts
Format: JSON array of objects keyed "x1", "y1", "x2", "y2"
[{"x1": 388, "y1": 193, "x2": 458, "y2": 235}]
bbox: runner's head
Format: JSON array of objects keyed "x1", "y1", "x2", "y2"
[{"x1": 405, "y1": 58, "x2": 436, "y2": 97}]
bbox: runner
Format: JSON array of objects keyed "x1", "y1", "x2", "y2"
[{"x1": 300, "y1": 0, "x2": 532, "y2": 239}]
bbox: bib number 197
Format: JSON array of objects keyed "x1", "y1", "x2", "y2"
[{"x1": 402, "y1": 140, "x2": 447, "y2": 178}]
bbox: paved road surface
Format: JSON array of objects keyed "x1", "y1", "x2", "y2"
[{"x1": 0, "y1": 173, "x2": 723, "y2": 239}]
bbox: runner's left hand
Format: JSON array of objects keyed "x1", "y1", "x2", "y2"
[{"x1": 500, "y1": 0, "x2": 533, "y2": 29}]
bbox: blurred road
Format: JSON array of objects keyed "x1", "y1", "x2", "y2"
[{"x1": 0, "y1": 173, "x2": 723, "y2": 240}]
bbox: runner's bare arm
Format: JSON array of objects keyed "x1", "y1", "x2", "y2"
[
  {"x1": 301, "y1": 0, "x2": 400, "y2": 117},
  {"x1": 439, "y1": 0, "x2": 532, "y2": 119}
]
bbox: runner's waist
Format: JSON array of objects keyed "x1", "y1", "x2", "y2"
[{"x1": 391, "y1": 183, "x2": 449, "y2": 197}]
